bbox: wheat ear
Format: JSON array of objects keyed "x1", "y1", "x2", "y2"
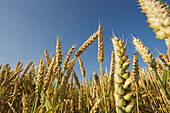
[
  {"x1": 56, "y1": 38, "x2": 63, "y2": 68},
  {"x1": 43, "y1": 55, "x2": 56, "y2": 91},
  {"x1": 78, "y1": 56, "x2": 86, "y2": 77},
  {"x1": 97, "y1": 24, "x2": 104, "y2": 63},
  {"x1": 73, "y1": 69, "x2": 80, "y2": 89},
  {"x1": 112, "y1": 35, "x2": 134, "y2": 113},
  {"x1": 75, "y1": 32, "x2": 98, "y2": 57},
  {"x1": 133, "y1": 36, "x2": 170, "y2": 100},
  {"x1": 35, "y1": 58, "x2": 44, "y2": 95},
  {"x1": 108, "y1": 51, "x2": 115, "y2": 93},
  {"x1": 44, "y1": 49, "x2": 51, "y2": 66},
  {"x1": 138, "y1": 0, "x2": 170, "y2": 40},
  {"x1": 61, "y1": 46, "x2": 75, "y2": 76},
  {"x1": 132, "y1": 52, "x2": 140, "y2": 113}
]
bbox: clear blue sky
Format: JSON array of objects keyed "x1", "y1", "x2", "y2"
[{"x1": 0, "y1": 0, "x2": 169, "y2": 80}]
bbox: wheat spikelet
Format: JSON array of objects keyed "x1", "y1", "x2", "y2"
[
  {"x1": 43, "y1": 55, "x2": 56, "y2": 91},
  {"x1": 75, "y1": 32, "x2": 98, "y2": 57},
  {"x1": 97, "y1": 24, "x2": 104, "y2": 63},
  {"x1": 112, "y1": 35, "x2": 134, "y2": 113},
  {"x1": 44, "y1": 49, "x2": 51, "y2": 66},
  {"x1": 138, "y1": 0, "x2": 170, "y2": 41},
  {"x1": 78, "y1": 56, "x2": 86, "y2": 77}
]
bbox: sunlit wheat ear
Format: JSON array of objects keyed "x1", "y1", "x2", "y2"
[
  {"x1": 132, "y1": 36, "x2": 157, "y2": 71},
  {"x1": 14, "y1": 60, "x2": 21, "y2": 71},
  {"x1": 78, "y1": 56, "x2": 86, "y2": 77},
  {"x1": 56, "y1": 38, "x2": 63, "y2": 67},
  {"x1": 109, "y1": 51, "x2": 115, "y2": 88},
  {"x1": 62, "y1": 46, "x2": 75, "y2": 75},
  {"x1": 75, "y1": 32, "x2": 98, "y2": 57},
  {"x1": 132, "y1": 52, "x2": 139, "y2": 82},
  {"x1": 22, "y1": 61, "x2": 33, "y2": 77},
  {"x1": 44, "y1": 49, "x2": 51, "y2": 66},
  {"x1": 97, "y1": 24, "x2": 104, "y2": 63},
  {"x1": 112, "y1": 35, "x2": 134, "y2": 113},
  {"x1": 138, "y1": 0, "x2": 170, "y2": 40},
  {"x1": 35, "y1": 58, "x2": 44, "y2": 95},
  {"x1": 43, "y1": 55, "x2": 56, "y2": 91}
]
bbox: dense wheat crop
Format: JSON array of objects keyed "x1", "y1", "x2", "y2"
[{"x1": 0, "y1": 0, "x2": 169, "y2": 113}]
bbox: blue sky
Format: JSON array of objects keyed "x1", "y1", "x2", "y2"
[{"x1": 0, "y1": 0, "x2": 169, "y2": 80}]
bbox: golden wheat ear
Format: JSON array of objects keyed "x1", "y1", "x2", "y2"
[
  {"x1": 75, "y1": 32, "x2": 98, "y2": 57},
  {"x1": 78, "y1": 56, "x2": 86, "y2": 77}
]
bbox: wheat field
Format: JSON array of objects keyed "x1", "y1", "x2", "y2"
[{"x1": 0, "y1": 0, "x2": 169, "y2": 113}]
